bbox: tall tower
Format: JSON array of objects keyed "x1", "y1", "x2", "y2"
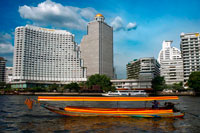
[
  {"x1": 180, "y1": 33, "x2": 200, "y2": 82},
  {"x1": 80, "y1": 13, "x2": 114, "y2": 78}
]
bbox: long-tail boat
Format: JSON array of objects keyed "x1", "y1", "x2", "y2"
[{"x1": 25, "y1": 96, "x2": 184, "y2": 118}]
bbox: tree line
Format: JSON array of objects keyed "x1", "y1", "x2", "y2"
[
  {"x1": 151, "y1": 71, "x2": 200, "y2": 92},
  {"x1": 0, "y1": 74, "x2": 116, "y2": 93},
  {"x1": 1, "y1": 72, "x2": 200, "y2": 93}
]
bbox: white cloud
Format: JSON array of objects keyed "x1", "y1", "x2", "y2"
[
  {"x1": 2, "y1": 55, "x2": 13, "y2": 66},
  {"x1": 0, "y1": 43, "x2": 14, "y2": 54},
  {"x1": 80, "y1": 7, "x2": 97, "y2": 20},
  {"x1": 18, "y1": 0, "x2": 97, "y2": 30},
  {"x1": 110, "y1": 16, "x2": 124, "y2": 31},
  {"x1": 126, "y1": 22, "x2": 137, "y2": 31},
  {"x1": 110, "y1": 16, "x2": 137, "y2": 32},
  {"x1": 0, "y1": 32, "x2": 13, "y2": 54},
  {"x1": 0, "y1": 33, "x2": 12, "y2": 43},
  {"x1": 113, "y1": 17, "x2": 200, "y2": 79}
]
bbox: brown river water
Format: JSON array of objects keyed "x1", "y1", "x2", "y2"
[{"x1": 0, "y1": 95, "x2": 200, "y2": 132}]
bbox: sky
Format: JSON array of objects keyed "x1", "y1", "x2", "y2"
[{"x1": 0, "y1": 0, "x2": 200, "y2": 79}]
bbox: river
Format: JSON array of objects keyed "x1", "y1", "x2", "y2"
[{"x1": 0, "y1": 95, "x2": 200, "y2": 132}]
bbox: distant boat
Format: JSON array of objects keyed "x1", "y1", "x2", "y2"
[
  {"x1": 102, "y1": 90, "x2": 148, "y2": 97},
  {"x1": 25, "y1": 96, "x2": 184, "y2": 118}
]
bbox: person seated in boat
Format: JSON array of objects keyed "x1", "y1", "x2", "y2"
[
  {"x1": 164, "y1": 102, "x2": 174, "y2": 109},
  {"x1": 164, "y1": 102, "x2": 178, "y2": 112},
  {"x1": 152, "y1": 100, "x2": 160, "y2": 109}
]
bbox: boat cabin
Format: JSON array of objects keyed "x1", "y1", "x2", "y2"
[{"x1": 102, "y1": 90, "x2": 147, "y2": 96}]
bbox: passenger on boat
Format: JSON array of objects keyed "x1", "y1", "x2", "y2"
[
  {"x1": 152, "y1": 100, "x2": 159, "y2": 109},
  {"x1": 164, "y1": 102, "x2": 178, "y2": 112}
]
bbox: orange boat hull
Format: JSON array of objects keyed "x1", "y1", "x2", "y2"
[{"x1": 41, "y1": 104, "x2": 184, "y2": 118}]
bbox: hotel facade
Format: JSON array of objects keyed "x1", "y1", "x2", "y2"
[{"x1": 13, "y1": 25, "x2": 86, "y2": 84}]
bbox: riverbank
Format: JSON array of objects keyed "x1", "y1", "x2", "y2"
[
  {"x1": 0, "y1": 91, "x2": 198, "y2": 96},
  {"x1": 0, "y1": 91, "x2": 102, "y2": 96},
  {"x1": 155, "y1": 91, "x2": 196, "y2": 96}
]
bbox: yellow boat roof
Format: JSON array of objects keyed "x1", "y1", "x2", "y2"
[{"x1": 38, "y1": 96, "x2": 179, "y2": 102}]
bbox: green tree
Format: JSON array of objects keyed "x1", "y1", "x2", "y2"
[
  {"x1": 0, "y1": 82, "x2": 6, "y2": 90},
  {"x1": 103, "y1": 86, "x2": 116, "y2": 92},
  {"x1": 47, "y1": 83, "x2": 59, "y2": 92},
  {"x1": 188, "y1": 71, "x2": 200, "y2": 92},
  {"x1": 151, "y1": 76, "x2": 166, "y2": 91},
  {"x1": 171, "y1": 82, "x2": 184, "y2": 90},
  {"x1": 64, "y1": 82, "x2": 80, "y2": 92},
  {"x1": 6, "y1": 84, "x2": 11, "y2": 90},
  {"x1": 78, "y1": 82, "x2": 86, "y2": 88},
  {"x1": 31, "y1": 86, "x2": 44, "y2": 92},
  {"x1": 86, "y1": 74, "x2": 114, "y2": 92}
]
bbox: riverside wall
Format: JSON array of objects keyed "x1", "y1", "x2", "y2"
[
  {"x1": 0, "y1": 91, "x2": 102, "y2": 96},
  {"x1": 0, "y1": 91, "x2": 198, "y2": 96},
  {"x1": 154, "y1": 91, "x2": 196, "y2": 96}
]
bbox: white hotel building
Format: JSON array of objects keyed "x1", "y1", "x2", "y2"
[
  {"x1": 158, "y1": 41, "x2": 184, "y2": 84},
  {"x1": 13, "y1": 25, "x2": 86, "y2": 85}
]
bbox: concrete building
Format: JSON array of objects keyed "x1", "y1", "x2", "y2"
[
  {"x1": 13, "y1": 25, "x2": 86, "y2": 85},
  {"x1": 0, "y1": 57, "x2": 6, "y2": 82},
  {"x1": 5, "y1": 67, "x2": 13, "y2": 83},
  {"x1": 180, "y1": 32, "x2": 200, "y2": 82},
  {"x1": 111, "y1": 79, "x2": 152, "y2": 89},
  {"x1": 158, "y1": 41, "x2": 184, "y2": 84},
  {"x1": 80, "y1": 13, "x2": 114, "y2": 78},
  {"x1": 127, "y1": 57, "x2": 160, "y2": 80}
]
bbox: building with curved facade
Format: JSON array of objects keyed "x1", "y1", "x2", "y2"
[
  {"x1": 158, "y1": 41, "x2": 183, "y2": 84},
  {"x1": 5, "y1": 67, "x2": 13, "y2": 83},
  {"x1": 13, "y1": 25, "x2": 86, "y2": 83}
]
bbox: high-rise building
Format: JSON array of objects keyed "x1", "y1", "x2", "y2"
[
  {"x1": 158, "y1": 41, "x2": 184, "y2": 84},
  {"x1": 13, "y1": 25, "x2": 86, "y2": 82},
  {"x1": 5, "y1": 67, "x2": 13, "y2": 83},
  {"x1": 127, "y1": 57, "x2": 160, "y2": 80},
  {"x1": 180, "y1": 32, "x2": 200, "y2": 82},
  {"x1": 0, "y1": 57, "x2": 6, "y2": 82},
  {"x1": 80, "y1": 13, "x2": 114, "y2": 78}
]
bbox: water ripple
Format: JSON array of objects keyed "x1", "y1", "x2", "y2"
[{"x1": 0, "y1": 95, "x2": 200, "y2": 132}]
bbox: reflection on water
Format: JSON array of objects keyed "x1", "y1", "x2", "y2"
[
  {"x1": 0, "y1": 95, "x2": 200, "y2": 132},
  {"x1": 18, "y1": 116, "x2": 179, "y2": 132}
]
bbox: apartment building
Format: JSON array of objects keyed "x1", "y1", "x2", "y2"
[
  {"x1": 180, "y1": 33, "x2": 200, "y2": 82},
  {"x1": 0, "y1": 57, "x2": 6, "y2": 82},
  {"x1": 127, "y1": 57, "x2": 160, "y2": 80}
]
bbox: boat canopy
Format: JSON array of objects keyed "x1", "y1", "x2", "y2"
[{"x1": 38, "y1": 96, "x2": 179, "y2": 102}]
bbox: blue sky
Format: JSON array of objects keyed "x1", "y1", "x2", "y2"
[{"x1": 0, "y1": 0, "x2": 200, "y2": 79}]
